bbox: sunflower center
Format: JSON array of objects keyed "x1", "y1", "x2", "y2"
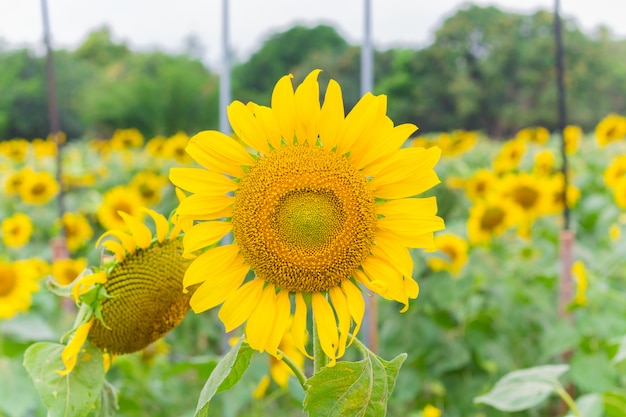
[
  {"x1": 440, "y1": 245, "x2": 458, "y2": 262},
  {"x1": 233, "y1": 146, "x2": 376, "y2": 293},
  {"x1": 512, "y1": 185, "x2": 539, "y2": 209},
  {"x1": 480, "y1": 207, "x2": 505, "y2": 230},
  {"x1": 0, "y1": 264, "x2": 17, "y2": 296},
  {"x1": 31, "y1": 183, "x2": 46, "y2": 196}
]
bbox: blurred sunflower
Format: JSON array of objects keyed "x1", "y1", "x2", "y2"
[
  {"x1": 18, "y1": 170, "x2": 59, "y2": 205},
  {"x1": 571, "y1": 260, "x2": 588, "y2": 306},
  {"x1": 563, "y1": 125, "x2": 582, "y2": 155},
  {"x1": 1, "y1": 212, "x2": 33, "y2": 248},
  {"x1": 609, "y1": 223, "x2": 621, "y2": 242},
  {"x1": 32, "y1": 138, "x2": 58, "y2": 158},
  {"x1": 493, "y1": 138, "x2": 526, "y2": 174},
  {"x1": 515, "y1": 126, "x2": 550, "y2": 145},
  {"x1": 613, "y1": 176, "x2": 626, "y2": 209},
  {"x1": 163, "y1": 131, "x2": 192, "y2": 164},
  {"x1": 130, "y1": 170, "x2": 169, "y2": 206},
  {"x1": 3, "y1": 167, "x2": 33, "y2": 196},
  {"x1": 60, "y1": 212, "x2": 94, "y2": 252},
  {"x1": 464, "y1": 169, "x2": 497, "y2": 202},
  {"x1": 97, "y1": 186, "x2": 144, "y2": 230},
  {"x1": 52, "y1": 257, "x2": 88, "y2": 286},
  {"x1": 543, "y1": 173, "x2": 580, "y2": 215},
  {"x1": 145, "y1": 135, "x2": 167, "y2": 158},
  {"x1": 0, "y1": 260, "x2": 39, "y2": 320},
  {"x1": 532, "y1": 149, "x2": 555, "y2": 177},
  {"x1": 437, "y1": 130, "x2": 478, "y2": 157},
  {"x1": 595, "y1": 113, "x2": 626, "y2": 147},
  {"x1": 170, "y1": 70, "x2": 445, "y2": 364},
  {"x1": 109, "y1": 128, "x2": 144, "y2": 149},
  {"x1": 467, "y1": 195, "x2": 522, "y2": 245},
  {"x1": 427, "y1": 233, "x2": 469, "y2": 276},
  {"x1": 604, "y1": 155, "x2": 626, "y2": 189},
  {"x1": 56, "y1": 208, "x2": 192, "y2": 374},
  {"x1": 498, "y1": 172, "x2": 550, "y2": 220},
  {"x1": 0, "y1": 138, "x2": 29, "y2": 162}
]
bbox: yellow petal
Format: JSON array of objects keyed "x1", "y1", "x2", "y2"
[
  {"x1": 57, "y1": 319, "x2": 93, "y2": 375},
  {"x1": 264, "y1": 288, "x2": 291, "y2": 357},
  {"x1": 294, "y1": 69, "x2": 321, "y2": 144},
  {"x1": 369, "y1": 147, "x2": 440, "y2": 199},
  {"x1": 336, "y1": 93, "x2": 384, "y2": 156},
  {"x1": 72, "y1": 272, "x2": 107, "y2": 303},
  {"x1": 188, "y1": 258, "x2": 248, "y2": 313},
  {"x1": 186, "y1": 130, "x2": 254, "y2": 177},
  {"x1": 361, "y1": 255, "x2": 410, "y2": 310},
  {"x1": 376, "y1": 197, "x2": 445, "y2": 248},
  {"x1": 246, "y1": 284, "x2": 277, "y2": 353},
  {"x1": 372, "y1": 234, "x2": 413, "y2": 279},
  {"x1": 101, "y1": 240, "x2": 126, "y2": 263},
  {"x1": 341, "y1": 280, "x2": 365, "y2": 346},
  {"x1": 311, "y1": 293, "x2": 338, "y2": 366},
  {"x1": 328, "y1": 286, "x2": 350, "y2": 358},
  {"x1": 175, "y1": 194, "x2": 233, "y2": 220},
  {"x1": 319, "y1": 79, "x2": 344, "y2": 151},
  {"x1": 183, "y1": 244, "x2": 242, "y2": 288},
  {"x1": 96, "y1": 230, "x2": 135, "y2": 255},
  {"x1": 228, "y1": 100, "x2": 271, "y2": 154},
  {"x1": 292, "y1": 292, "x2": 313, "y2": 358},
  {"x1": 250, "y1": 104, "x2": 282, "y2": 150},
  {"x1": 219, "y1": 278, "x2": 265, "y2": 332},
  {"x1": 169, "y1": 167, "x2": 237, "y2": 195},
  {"x1": 119, "y1": 212, "x2": 152, "y2": 249},
  {"x1": 348, "y1": 114, "x2": 394, "y2": 168},
  {"x1": 183, "y1": 221, "x2": 233, "y2": 256},
  {"x1": 353, "y1": 123, "x2": 418, "y2": 171},
  {"x1": 141, "y1": 208, "x2": 169, "y2": 243},
  {"x1": 271, "y1": 74, "x2": 295, "y2": 144}
]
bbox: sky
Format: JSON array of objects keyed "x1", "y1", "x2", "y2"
[{"x1": 1, "y1": 0, "x2": 625, "y2": 69}]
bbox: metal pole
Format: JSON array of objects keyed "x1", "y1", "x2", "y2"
[
  {"x1": 219, "y1": 0, "x2": 231, "y2": 135},
  {"x1": 41, "y1": 0, "x2": 68, "y2": 260}
]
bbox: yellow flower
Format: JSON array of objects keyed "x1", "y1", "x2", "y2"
[
  {"x1": 32, "y1": 138, "x2": 58, "y2": 158},
  {"x1": 60, "y1": 212, "x2": 94, "y2": 252},
  {"x1": 595, "y1": 113, "x2": 626, "y2": 147},
  {"x1": 493, "y1": 138, "x2": 526, "y2": 174},
  {"x1": 467, "y1": 195, "x2": 522, "y2": 245},
  {"x1": 498, "y1": 172, "x2": 550, "y2": 220},
  {"x1": 169, "y1": 70, "x2": 445, "y2": 365},
  {"x1": 0, "y1": 139, "x2": 29, "y2": 162},
  {"x1": 52, "y1": 258, "x2": 88, "y2": 286},
  {"x1": 437, "y1": 130, "x2": 478, "y2": 157},
  {"x1": 0, "y1": 260, "x2": 39, "y2": 320},
  {"x1": 423, "y1": 404, "x2": 442, "y2": 417},
  {"x1": 145, "y1": 135, "x2": 167, "y2": 158},
  {"x1": 109, "y1": 128, "x2": 144, "y2": 149},
  {"x1": 1, "y1": 212, "x2": 33, "y2": 248},
  {"x1": 3, "y1": 167, "x2": 33, "y2": 196},
  {"x1": 162, "y1": 131, "x2": 192, "y2": 164},
  {"x1": 130, "y1": 171, "x2": 169, "y2": 206},
  {"x1": 563, "y1": 125, "x2": 582, "y2": 155},
  {"x1": 97, "y1": 186, "x2": 145, "y2": 230},
  {"x1": 572, "y1": 260, "x2": 588, "y2": 306},
  {"x1": 427, "y1": 233, "x2": 469, "y2": 276},
  {"x1": 18, "y1": 170, "x2": 59, "y2": 205},
  {"x1": 532, "y1": 149, "x2": 555, "y2": 177},
  {"x1": 515, "y1": 126, "x2": 550, "y2": 145},
  {"x1": 543, "y1": 173, "x2": 580, "y2": 215},
  {"x1": 604, "y1": 155, "x2": 626, "y2": 189},
  {"x1": 57, "y1": 208, "x2": 192, "y2": 375},
  {"x1": 613, "y1": 176, "x2": 626, "y2": 209},
  {"x1": 610, "y1": 223, "x2": 621, "y2": 242},
  {"x1": 464, "y1": 169, "x2": 497, "y2": 202}
]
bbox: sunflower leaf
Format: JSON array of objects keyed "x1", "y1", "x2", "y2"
[
  {"x1": 23, "y1": 341, "x2": 105, "y2": 417},
  {"x1": 474, "y1": 364, "x2": 569, "y2": 412},
  {"x1": 0, "y1": 357, "x2": 40, "y2": 417},
  {"x1": 303, "y1": 347, "x2": 406, "y2": 417},
  {"x1": 194, "y1": 338, "x2": 255, "y2": 417}
]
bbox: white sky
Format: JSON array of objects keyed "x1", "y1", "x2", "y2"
[{"x1": 1, "y1": 0, "x2": 625, "y2": 69}]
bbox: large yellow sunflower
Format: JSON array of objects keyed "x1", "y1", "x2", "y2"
[
  {"x1": 0, "y1": 260, "x2": 39, "y2": 320},
  {"x1": 169, "y1": 70, "x2": 445, "y2": 365}
]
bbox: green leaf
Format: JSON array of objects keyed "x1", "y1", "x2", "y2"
[
  {"x1": 564, "y1": 394, "x2": 603, "y2": 417},
  {"x1": 570, "y1": 352, "x2": 618, "y2": 392},
  {"x1": 474, "y1": 364, "x2": 569, "y2": 412},
  {"x1": 0, "y1": 357, "x2": 40, "y2": 417},
  {"x1": 603, "y1": 390, "x2": 626, "y2": 417},
  {"x1": 94, "y1": 379, "x2": 119, "y2": 417},
  {"x1": 611, "y1": 335, "x2": 626, "y2": 364},
  {"x1": 194, "y1": 338, "x2": 255, "y2": 417},
  {"x1": 23, "y1": 341, "x2": 105, "y2": 417},
  {"x1": 303, "y1": 346, "x2": 406, "y2": 417}
]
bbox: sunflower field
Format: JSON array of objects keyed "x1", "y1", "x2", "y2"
[{"x1": 2, "y1": 96, "x2": 626, "y2": 417}]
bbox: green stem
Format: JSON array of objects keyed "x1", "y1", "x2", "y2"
[
  {"x1": 277, "y1": 349, "x2": 307, "y2": 388},
  {"x1": 313, "y1": 320, "x2": 328, "y2": 374},
  {"x1": 556, "y1": 385, "x2": 581, "y2": 417}
]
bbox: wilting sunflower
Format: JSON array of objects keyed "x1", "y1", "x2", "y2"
[
  {"x1": 60, "y1": 212, "x2": 94, "y2": 251},
  {"x1": 57, "y1": 208, "x2": 192, "y2": 374},
  {"x1": 18, "y1": 170, "x2": 59, "y2": 205},
  {"x1": 595, "y1": 113, "x2": 626, "y2": 147},
  {"x1": 426, "y1": 233, "x2": 469, "y2": 277},
  {"x1": 467, "y1": 195, "x2": 522, "y2": 245},
  {"x1": 0, "y1": 260, "x2": 39, "y2": 320},
  {"x1": 1, "y1": 212, "x2": 33, "y2": 248},
  {"x1": 169, "y1": 70, "x2": 445, "y2": 365},
  {"x1": 97, "y1": 186, "x2": 145, "y2": 230}
]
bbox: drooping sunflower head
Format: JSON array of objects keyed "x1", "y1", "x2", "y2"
[{"x1": 170, "y1": 69, "x2": 445, "y2": 364}]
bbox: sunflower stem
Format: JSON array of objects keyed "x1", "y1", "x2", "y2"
[
  {"x1": 312, "y1": 321, "x2": 328, "y2": 374},
  {"x1": 277, "y1": 349, "x2": 307, "y2": 388}
]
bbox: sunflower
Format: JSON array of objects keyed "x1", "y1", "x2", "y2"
[
  {"x1": 543, "y1": 173, "x2": 580, "y2": 215},
  {"x1": 437, "y1": 130, "x2": 478, "y2": 157},
  {"x1": 52, "y1": 258, "x2": 88, "y2": 286},
  {"x1": 145, "y1": 135, "x2": 167, "y2": 158},
  {"x1": 467, "y1": 195, "x2": 522, "y2": 245},
  {"x1": 109, "y1": 128, "x2": 145, "y2": 149},
  {"x1": 532, "y1": 149, "x2": 555, "y2": 177},
  {"x1": 464, "y1": 169, "x2": 497, "y2": 202},
  {"x1": 563, "y1": 125, "x2": 582, "y2": 155},
  {"x1": 169, "y1": 70, "x2": 445, "y2": 365},
  {"x1": 571, "y1": 260, "x2": 588, "y2": 306},
  {"x1": 493, "y1": 138, "x2": 526, "y2": 174},
  {"x1": 130, "y1": 170, "x2": 169, "y2": 206},
  {"x1": 18, "y1": 170, "x2": 59, "y2": 205},
  {"x1": 32, "y1": 138, "x2": 58, "y2": 158},
  {"x1": 97, "y1": 186, "x2": 145, "y2": 230},
  {"x1": 595, "y1": 113, "x2": 626, "y2": 147},
  {"x1": 57, "y1": 208, "x2": 192, "y2": 374},
  {"x1": 0, "y1": 260, "x2": 39, "y2": 320},
  {"x1": 498, "y1": 172, "x2": 550, "y2": 220},
  {"x1": 426, "y1": 233, "x2": 469, "y2": 276},
  {"x1": 0, "y1": 139, "x2": 29, "y2": 162},
  {"x1": 614, "y1": 176, "x2": 626, "y2": 209},
  {"x1": 60, "y1": 212, "x2": 94, "y2": 251},
  {"x1": 1, "y1": 212, "x2": 33, "y2": 248},
  {"x1": 162, "y1": 131, "x2": 192, "y2": 164},
  {"x1": 604, "y1": 155, "x2": 626, "y2": 189},
  {"x1": 515, "y1": 126, "x2": 550, "y2": 145}
]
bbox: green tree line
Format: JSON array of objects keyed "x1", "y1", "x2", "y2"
[{"x1": 1, "y1": 4, "x2": 625, "y2": 141}]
